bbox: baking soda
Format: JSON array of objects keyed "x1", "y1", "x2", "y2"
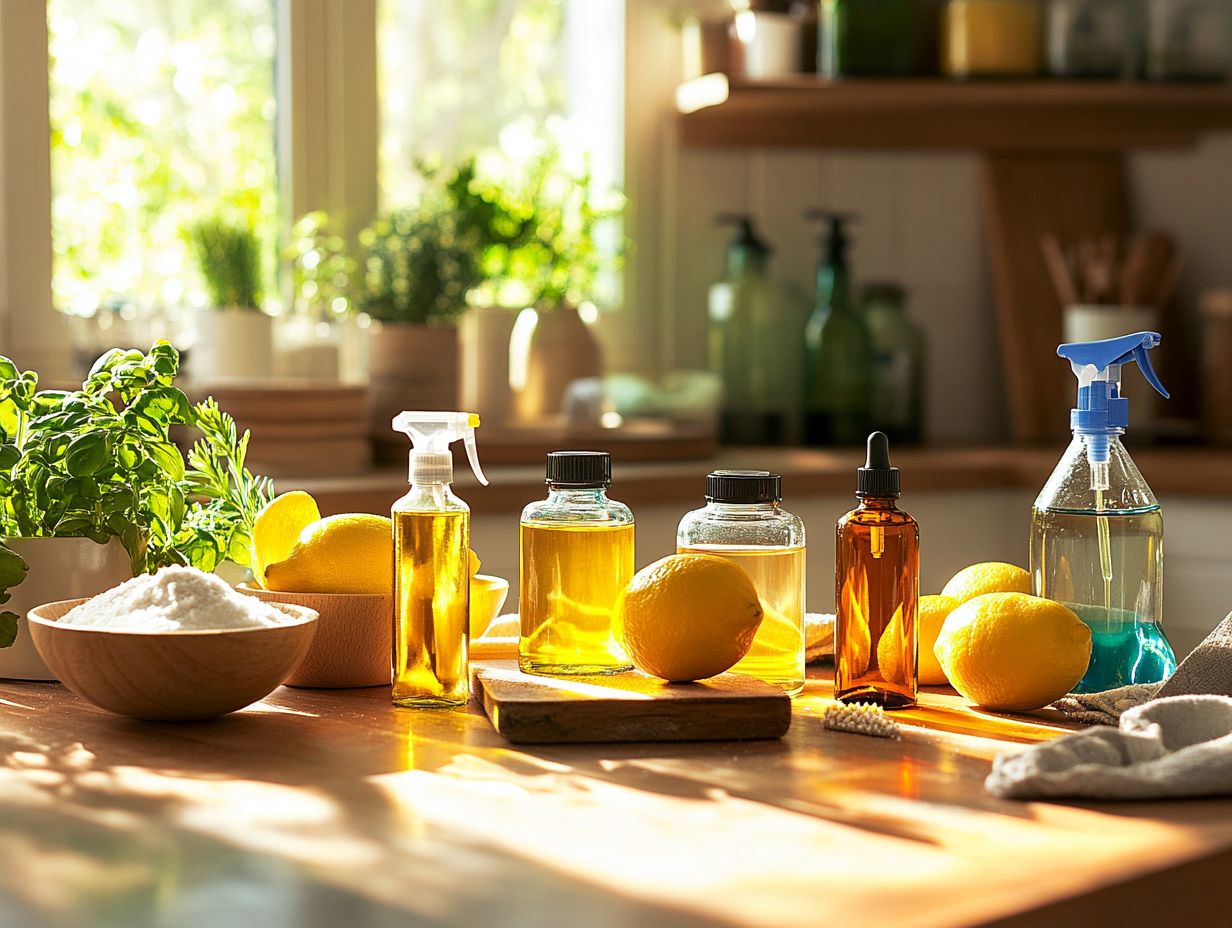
[{"x1": 60, "y1": 566, "x2": 291, "y2": 631}]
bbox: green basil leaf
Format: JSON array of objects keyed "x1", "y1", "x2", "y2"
[
  {"x1": 0, "y1": 612, "x2": 17, "y2": 648},
  {"x1": 147, "y1": 440, "x2": 185, "y2": 481},
  {"x1": 0, "y1": 546, "x2": 27, "y2": 588},
  {"x1": 65, "y1": 432, "x2": 108, "y2": 476},
  {"x1": 0, "y1": 444, "x2": 19, "y2": 470}
]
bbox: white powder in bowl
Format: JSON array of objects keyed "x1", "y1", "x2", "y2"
[{"x1": 60, "y1": 565, "x2": 293, "y2": 631}]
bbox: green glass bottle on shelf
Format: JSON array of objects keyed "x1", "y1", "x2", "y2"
[
  {"x1": 803, "y1": 210, "x2": 873, "y2": 446},
  {"x1": 860, "y1": 282, "x2": 925, "y2": 445},
  {"x1": 709, "y1": 214, "x2": 804, "y2": 446},
  {"x1": 820, "y1": 0, "x2": 942, "y2": 77}
]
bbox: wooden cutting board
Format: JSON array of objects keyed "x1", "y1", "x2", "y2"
[{"x1": 471, "y1": 660, "x2": 792, "y2": 744}]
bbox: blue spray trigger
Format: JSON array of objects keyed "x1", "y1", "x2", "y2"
[{"x1": 1057, "y1": 331, "x2": 1170, "y2": 400}]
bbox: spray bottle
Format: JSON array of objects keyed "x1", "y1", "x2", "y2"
[
  {"x1": 390, "y1": 411, "x2": 488, "y2": 707},
  {"x1": 1029, "y1": 332, "x2": 1176, "y2": 693}
]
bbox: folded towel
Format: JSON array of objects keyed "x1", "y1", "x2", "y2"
[
  {"x1": 986, "y1": 694, "x2": 1232, "y2": 800},
  {"x1": 469, "y1": 612, "x2": 836, "y2": 664},
  {"x1": 1051, "y1": 611, "x2": 1232, "y2": 724}
]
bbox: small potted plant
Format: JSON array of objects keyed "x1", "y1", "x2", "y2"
[
  {"x1": 185, "y1": 214, "x2": 272, "y2": 382},
  {"x1": 487, "y1": 149, "x2": 624, "y2": 421},
  {"x1": 0, "y1": 344, "x2": 272, "y2": 679},
  {"x1": 358, "y1": 159, "x2": 529, "y2": 442}
]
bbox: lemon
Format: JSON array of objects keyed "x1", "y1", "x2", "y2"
[
  {"x1": 941, "y1": 562, "x2": 1030, "y2": 604},
  {"x1": 616, "y1": 554, "x2": 763, "y2": 683},
  {"x1": 264, "y1": 513, "x2": 393, "y2": 594},
  {"x1": 918, "y1": 594, "x2": 960, "y2": 685},
  {"x1": 874, "y1": 605, "x2": 912, "y2": 686},
  {"x1": 469, "y1": 550, "x2": 481, "y2": 577},
  {"x1": 934, "y1": 592, "x2": 1092, "y2": 711},
  {"x1": 251, "y1": 491, "x2": 321, "y2": 588}
]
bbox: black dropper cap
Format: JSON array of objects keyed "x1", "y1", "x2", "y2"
[
  {"x1": 705, "y1": 469, "x2": 782, "y2": 504},
  {"x1": 856, "y1": 431, "x2": 900, "y2": 498},
  {"x1": 715, "y1": 213, "x2": 770, "y2": 276},
  {"x1": 546, "y1": 451, "x2": 611, "y2": 488}
]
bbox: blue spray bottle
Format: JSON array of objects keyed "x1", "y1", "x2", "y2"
[{"x1": 1029, "y1": 332, "x2": 1177, "y2": 692}]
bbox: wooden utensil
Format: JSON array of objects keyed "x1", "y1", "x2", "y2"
[
  {"x1": 239, "y1": 585, "x2": 391, "y2": 688},
  {"x1": 27, "y1": 598, "x2": 318, "y2": 720},
  {"x1": 472, "y1": 659, "x2": 792, "y2": 744}
]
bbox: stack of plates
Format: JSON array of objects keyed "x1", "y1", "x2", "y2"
[{"x1": 189, "y1": 382, "x2": 372, "y2": 478}]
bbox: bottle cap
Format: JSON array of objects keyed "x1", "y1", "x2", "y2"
[
  {"x1": 705, "y1": 469, "x2": 782, "y2": 504},
  {"x1": 856, "y1": 431, "x2": 900, "y2": 498},
  {"x1": 545, "y1": 451, "x2": 611, "y2": 487},
  {"x1": 409, "y1": 451, "x2": 453, "y2": 484}
]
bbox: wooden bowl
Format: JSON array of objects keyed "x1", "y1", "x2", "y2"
[
  {"x1": 239, "y1": 585, "x2": 392, "y2": 688},
  {"x1": 27, "y1": 599, "x2": 318, "y2": 721},
  {"x1": 470, "y1": 574, "x2": 510, "y2": 637}
]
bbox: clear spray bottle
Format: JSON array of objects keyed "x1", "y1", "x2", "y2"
[
  {"x1": 390, "y1": 412, "x2": 488, "y2": 708},
  {"x1": 1030, "y1": 332, "x2": 1176, "y2": 692}
]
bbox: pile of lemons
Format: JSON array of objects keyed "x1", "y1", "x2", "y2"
[{"x1": 923, "y1": 562, "x2": 1091, "y2": 711}]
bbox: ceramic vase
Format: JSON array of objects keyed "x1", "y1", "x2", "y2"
[
  {"x1": 509, "y1": 303, "x2": 602, "y2": 421},
  {"x1": 0, "y1": 537, "x2": 132, "y2": 681},
  {"x1": 459, "y1": 307, "x2": 518, "y2": 426},
  {"x1": 367, "y1": 322, "x2": 459, "y2": 454},
  {"x1": 188, "y1": 307, "x2": 274, "y2": 382}
]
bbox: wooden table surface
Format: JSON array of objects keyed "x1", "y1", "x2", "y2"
[{"x1": 1, "y1": 669, "x2": 1229, "y2": 928}]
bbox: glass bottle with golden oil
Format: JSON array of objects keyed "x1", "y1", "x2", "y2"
[
  {"x1": 519, "y1": 451, "x2": 634, "y2": 676},
  {"x1": 390, "y1": 412, "x2": 488, "y2": 708},
  {"x1": 835, "y1": 431, "x2": 918, "y2": 708},
  {"x1": 676, "y1": 470, "x2": 806, "y2": 695}
]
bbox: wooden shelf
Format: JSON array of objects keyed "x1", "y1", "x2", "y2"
[{"x1": 678, "y1": 75, "x2": 1232, "y2": 150}]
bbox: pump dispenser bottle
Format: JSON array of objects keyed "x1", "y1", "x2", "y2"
[
  {"x1": 390, "y1": 412, "x2": 488, "y2": 707},
  {"x1": 835, "y1": 432, "x2": 919, "y2": 708},
  {"x1": 803, "y1": 210, "x2": 874, "y2": 446},
  {"x1": 1030, "y1": 332, "x2": 1176, "y2": 692},
  {"x1": 520, "y1": 451, "x2": 634, "y2": 676},
  {"x1": 677, "y1": 470, "x2": 806, "y2": 695}
]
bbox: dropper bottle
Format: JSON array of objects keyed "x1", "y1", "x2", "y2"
[
  {"x1": 390, "y1": 411, "x2": 488, "y2": 708},
  {"x1": 835, "y1": 431, "x2": 919, "y2": 708}
]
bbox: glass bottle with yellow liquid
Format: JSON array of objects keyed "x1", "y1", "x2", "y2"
[
  {"x1": 676, "y1": 470, "x2": 806, "y2": 696},
  {"x1": 519, "y1": 451, "x2": 634, "y2": 676},
  {"x1": 835, "y1": 432, "x2": 918, "y2": 708},
  {"x1": 390, "y1": 412, "x2": 488, "y2": 708}
]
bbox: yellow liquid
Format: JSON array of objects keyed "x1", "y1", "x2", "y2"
[
  {"x1": 677, "y1": 544, "x2": 806, "y2": 696},
  {"x1": 520, "y1": 522, "x2": 634, "y2": 675},
  {"x1": 393, "y1": 510, "x2": 469, "y2": 707}
]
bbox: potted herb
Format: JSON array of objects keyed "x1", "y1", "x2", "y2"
[
  {"x1": 358, "y1": 159, "x2": 529, "y2": 442},
  {"x1": 0, "y1": 343, "x2": 272, "y2": 679},
  {"x1": 488, "y1": 150, "x2": 624, "y2": 421},
  {"x1": 185, "y1": 214, "x2": 273, "y2": 382}
]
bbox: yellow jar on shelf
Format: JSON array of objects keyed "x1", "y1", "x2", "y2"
[{"x1": 944, "y1": 0, "x2": 1043, "y2": 78}]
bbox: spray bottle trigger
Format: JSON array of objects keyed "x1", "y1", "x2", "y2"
[
  {"x1": 463, "y1": 432, "x2": 488, "y2": 486},
  {"x1": 1132, "y1": 345, "x2": 1170, "y2": 399}
]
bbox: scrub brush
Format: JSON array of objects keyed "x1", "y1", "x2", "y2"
[{"x1": 822, "y1": 702, "x2": 901, "y2": 740}]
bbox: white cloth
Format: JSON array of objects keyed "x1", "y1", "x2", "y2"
[{"x1": 986, "y1": 695, "x2": 1232, "y2": 800}]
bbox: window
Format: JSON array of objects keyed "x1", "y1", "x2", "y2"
[{"x1": 47, "y1": 0, "x2": 278, "y2": 317}]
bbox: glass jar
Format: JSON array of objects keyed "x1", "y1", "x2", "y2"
[
  {"x1": 519, "y1": 451, "x2": 634, "y2": 676},
  {"x1": 944, "y1": 0, "x2": 1044, "y2": 78},
  {"x1": 860, "y1": 283, "x2": 925, "y2": 445},
  {"x1": 676, "y1": 470, "x2": 806, "y2": 696},
  {"x1": 1047, "y1": 0, "x2": 1132, "y2": 77},
  {"x1": 820, "y1": 0, "x2": 942, "y2": 77},
  {"x1": 1146, "y1": 0, "x2": 1231, "y2": 81}
]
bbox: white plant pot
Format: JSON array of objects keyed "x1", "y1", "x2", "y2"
[
  {"x1": 188, "y1": 307, "x2": 274, "y2": 383},
  {"x1": 0, "y1": 537, "x2": 132, "y2": 681}
]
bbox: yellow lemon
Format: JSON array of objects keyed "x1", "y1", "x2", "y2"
[
  {"x1": 264, "y1": 513, "x2": 393, "y2": 595},
  {"x1": 469, "y1": 550, "x2": 481, "y2": 577},
  {"x1": 941, "y1": 562, "x2": 1030, "y2": 604},
  {"x1": 934, "y1": 592, "x2": 1092, "y2": 711},
  {"x1": 918, "y1": 594, "x2": 960, "y2": 685},
  {"x1": 616, "y1": 554, "x2": 763, "y2": 683},
  {"x1": 874, "y1": 605, "x2": 912, "y2": 686},
  {"x1": 250, "y1": 491, "x2": 321, "y2": 588}
]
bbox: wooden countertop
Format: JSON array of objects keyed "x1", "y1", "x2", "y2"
[
  {"x1": 1, "y1": 670, "x2": 1228, "y2": 927},
  {"x1": 289, "y1": 445, "x2": 1232, "y2": 516}
]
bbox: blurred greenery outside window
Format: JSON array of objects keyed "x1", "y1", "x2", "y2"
[
  {"x1": 48, "y1": 0, "x2": 278, "y2": 321},
  {"x1": 378, "y1": 0, "x2": 624, "y2": 312}
]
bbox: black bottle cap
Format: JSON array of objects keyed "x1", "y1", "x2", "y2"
[
  {"x1": 705, "y1": 469, "x2": 782, "y2": 504},
  {"x1": 545, "y1": 451, "x2": 611, "y2": 487},
  {"x1": 856, "y1": 432, "x2": 901, "y2": 498}
]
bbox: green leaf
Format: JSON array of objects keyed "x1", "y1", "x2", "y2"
[
  {"x1": 0, "y1": 444, "x2": 19, "y2": 469},
  {"x1": 0, "y1": 612, "x2": 17, "y2": 648},
  {"x1": 0, "y1": 545, "x2": 27, "y2": 588},
  {"x1": 65, "y1": 432, "x2": 109, "y2": 476}
]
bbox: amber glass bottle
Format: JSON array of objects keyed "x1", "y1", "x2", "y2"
[{"x1": 835, "y1": 432, "x2": 919, "y2": 708}]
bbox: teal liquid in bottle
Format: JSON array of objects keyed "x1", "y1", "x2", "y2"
[{"x1": 1029, "y1": 333, "x2": 1177, "y2": 692}]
